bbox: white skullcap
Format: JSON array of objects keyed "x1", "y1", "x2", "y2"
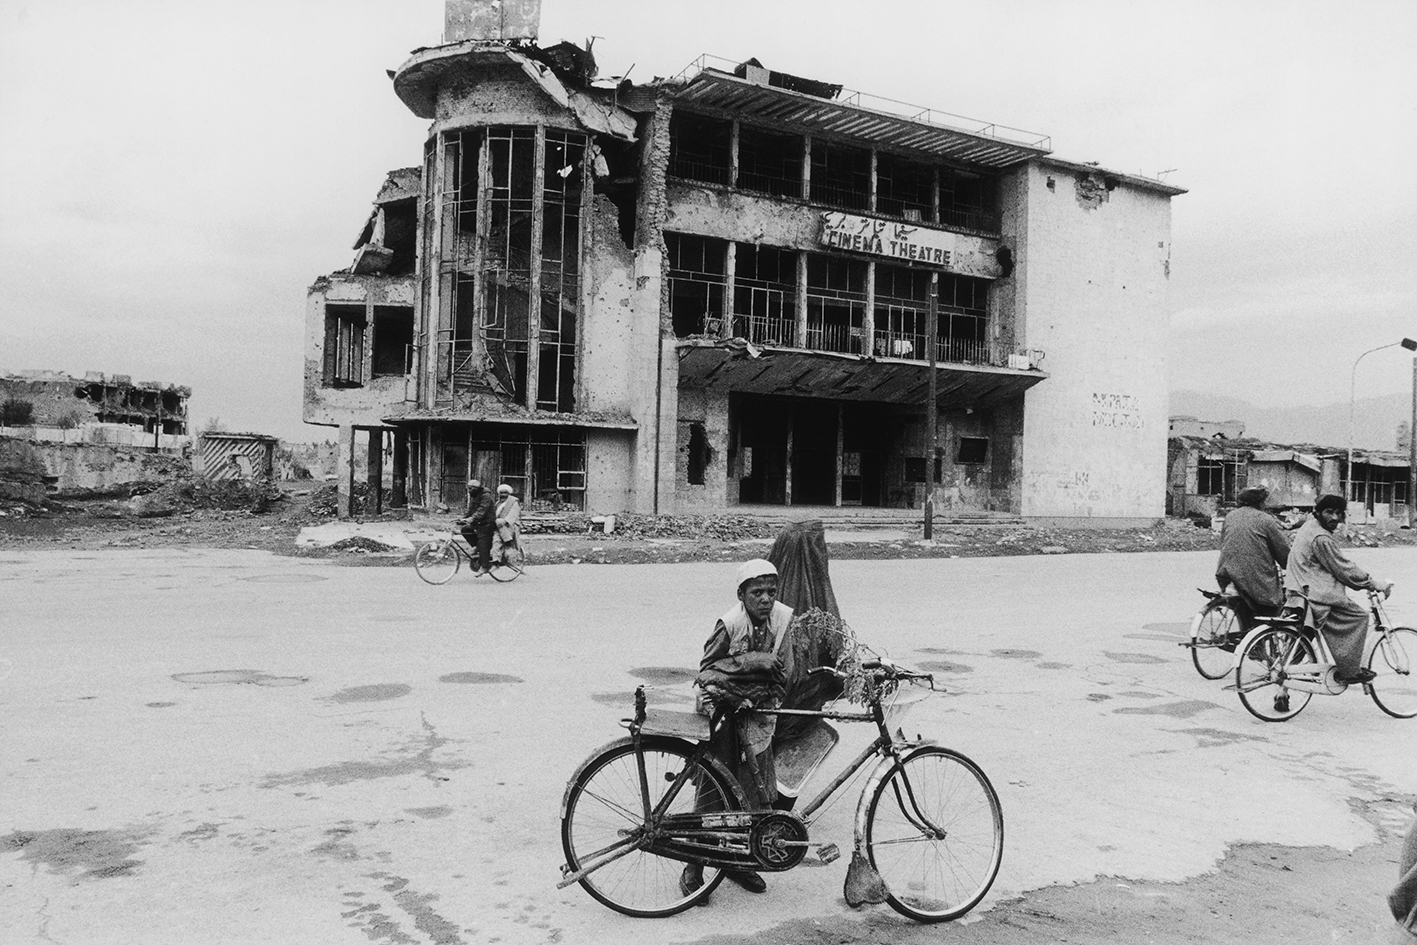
[
  {"x1": 467, "y1": 478, "x2": 481, "y2": 487},
  {"x1": 737, "y1": 558, "x2": 778, "y2": 587},
  {"x1": 496, "y1": 483, "x2": 512, "y2": 493}
]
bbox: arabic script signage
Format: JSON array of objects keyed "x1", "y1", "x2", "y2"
[{"x1": 818, "y1": 211, "x2": 997, "y2": 277}]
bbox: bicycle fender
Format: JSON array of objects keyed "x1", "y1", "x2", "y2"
[{"x1": 559, "y1": 735, "x2": 748, "y2": 819}]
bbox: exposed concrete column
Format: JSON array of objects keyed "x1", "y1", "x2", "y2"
[
  {"x1": 392, "y1": 429, "x2": 408, "y2": 508},
  {"x1": 729, "y1": 120, "x2": 740, "y2": 188},
  {"x1": 336, "y1": 424, "x2": 355, "y2": 520},
  {"x1": 835, "y1": 402, "x2": 844, "y2": 507},
  {"x1": 795, "y1": 252, "x2": 808, "y2": 348},
  {"x1": 863, "y1": 262, "x2": 876, "y2": 357},
  {"x1": 723, "y1": 242, "x2": 736, "y2": 339},
  {"x1": 526, "y1": 126, "x2": 547, "y2": 409},
  {"x1": 801, "y1": 136, "x2": 812, "y2": 201},
  {"x1": 633, "y1": 97, "x2": 674, "y2": 515},
  {"x1": 784, "y1": 411, "x2": 794, "y2": 506},
  {"x1": 367, "y1": 428, "x2": 385, "y2": 515},
  {"x1": 868, "y1": 149, "x2": 878, "y2": 213}
]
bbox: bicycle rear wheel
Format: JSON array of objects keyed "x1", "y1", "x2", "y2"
[
  {"x1": 1367, "y1": 627, "x2": 1417, "y2": 719},
  {"x1": 487, "y1": 543, "x2": 524, "y2": 582},
  {"x1": 413, "y1": 539, "x2": 461, "y2": 585},
  {"x1": 562, "y1": 737, "x2": 734, "y2": 917},
  {"x1": 866, "y1": 746, "x2": 1003, "y2": 923},
  {"x1": 1235, "y1": 627, "x2": 1315, "y2": 722},
  {"x1": 1191, "y1": 601, "x2": 1239, "y2": 680}
]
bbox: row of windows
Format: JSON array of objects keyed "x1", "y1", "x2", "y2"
[
  {"x1": 666, "y1": 234, "x2": 996, "y2": 366},
  {"x1": 669, "y1": 111, "x2": 999, "y2": 233}
]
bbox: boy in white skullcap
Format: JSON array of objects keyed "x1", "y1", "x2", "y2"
[{"x1": 683, "y1": 557, "x2": 795, "y2": 899}]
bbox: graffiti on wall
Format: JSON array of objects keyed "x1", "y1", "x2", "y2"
[{"x1": 1091, "y1": 391, "x2": 1144, "y2": 430}]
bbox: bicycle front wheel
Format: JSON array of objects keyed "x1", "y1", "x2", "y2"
[
  {"x1": 413, "y1": 539, "x2": 461, "y2": 585},
  {"x1": 1367, "y1": 627, "x2": 1417, "y2": 719},
  {"x1": 1235, "y1": 627, "x2": 1315, "y2": 722},
  {"x1": 866, "y1": 746, "x2": 1003, "y2": 923},
  {"x1": 562, "y1": 737, "x2": 735, "y2": 918},
  {"x1": 1192, "y1": 601, "x2": 1239, "y2": 680}
]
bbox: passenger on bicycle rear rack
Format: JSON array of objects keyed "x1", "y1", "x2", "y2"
[
  {"x1": 683, "y1": 557, "x2": 793, "y2": 898},
  {"x1": 1285, "y1": 493, "x2": 1394, "y2": 685},
  {"x1": 1214, "y1": 485, "x2": 1290, "y2": 640}
]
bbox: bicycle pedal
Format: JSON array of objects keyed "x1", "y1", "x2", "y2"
[{"x1": 816, "y1": 843, "x2": 840, "y2": 864}]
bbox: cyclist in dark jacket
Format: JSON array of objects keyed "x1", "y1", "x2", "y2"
[
  {"x1": 459, "y1": 479, "x2": 495, "y2": 572},
  {"x1": 1216, "y1": 486, "x2": 1290, "y2": 633}
]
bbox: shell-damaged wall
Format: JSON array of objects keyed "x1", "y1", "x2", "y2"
[
  {"x1": 302, "y1": 274, "x2": 416, "y2": 430},
  {"x1": 1008, "y1": 161, "x2": 1174, "y2": 524}
]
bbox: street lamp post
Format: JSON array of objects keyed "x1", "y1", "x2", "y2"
[{"x1": 1348, "y1": 338, "x2": 1417, "y2": 504}]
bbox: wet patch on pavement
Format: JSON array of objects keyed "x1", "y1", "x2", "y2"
[
  {"x1": 918, "y1": 659, "x2": 974, "y2": 674},
  {"x1": 1103, "y1": 651, "x2": 1167, "y2": 665},
  {"x1": 175, "y1": 823, "x2": 223, "y2": 843},
  {"x1": 438, "y1": 672, "x2": 522, "y2": 685},
  {"x1": 1113, "y1": 700, "x2": 1220, "y2": 719},
  {"x1": 242, "y1": 573, "x2": 327, "y2": 584},
  {"x1": 916, "y1": 647, "x2": 970, "y2": 655},
  {"x1": 311, "y1": 826, "x2": 360, "y2": 861},
  {"x1": 2, "y1": 827, "x2": 151, "y2": 879},
  {"x1": 992, "y1": 648, "x2": 1043, "y2": 659},
  {"x1": 628, "y1": 666, "x2": 697, "y2": 684},
  {"x1": 327, "y1": 684, "x2": 412, "y2": 703},
  {"x1": 262, "y1": 714, "x2": 466, "y2": 789},
  {"x1": 1117, "y1": 690, "x2": 1164, "y2": 699},
  {"x1": 1036, "y1": 661, "x2": 1072, "y2": 670},
  {"x1": 1172, "y1": 726, "x2": 1266, "y2": 747},
  {"x1": 404, "y1": 806, "x2": 453, "y2": 819},
  {"x1": 1087, "y1": 693, "x2": 1112, "y2": 702},
  {"x1": 344, "y1": 872, "x2": 466, "y2": 945},
  {"x1": 145, "y1": 701, "x2": 178, "y2": 708},
  {"x1": 172, "y1": 670, "x2": 309, "y2": 687}
]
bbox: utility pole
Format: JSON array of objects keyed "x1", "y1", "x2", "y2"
[{"x1": 924, "y1": 273, "x2": 938, "y2": 541}]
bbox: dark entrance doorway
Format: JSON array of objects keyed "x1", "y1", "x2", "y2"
[{"x1": 731, "y1": 394, "x2": 890, "y2": 507}]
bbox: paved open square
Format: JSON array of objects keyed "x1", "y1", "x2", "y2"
[{"x1": 3, "y1": 547, "x2": 1415, "y2": 943}]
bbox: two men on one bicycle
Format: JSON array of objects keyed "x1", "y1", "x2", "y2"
[
  {"x1": 1215, "y1": 485, "x2": 1290, "y2": 638},
  {"x1": 1285, "y1": 493, "x2": 1394, "y2": 685},
  {"x1": 683, "y1": 558, "x2": 794, "y2": 898}
]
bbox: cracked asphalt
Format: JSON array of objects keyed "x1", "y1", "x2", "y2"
[{"x1": 2, "y1": 546, "x2": 1415, "y2": 943}]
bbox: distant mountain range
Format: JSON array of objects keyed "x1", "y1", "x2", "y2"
[{"x1": 1171, "y1": 389, "x2": 1411, "y2": 453}]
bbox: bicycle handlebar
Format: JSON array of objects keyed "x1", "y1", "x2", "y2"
[{"x1": 809, "y1": 659, "x2": 937, "y2": 690}]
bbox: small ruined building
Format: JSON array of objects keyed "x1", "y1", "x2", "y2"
[
  {"x1": 304, "y1": 0, "x2": 1184, "y2": 521},
  {"x1": 0, "y1": 370, "x2": 189, "y2": 436},
  {"x1": 1167, "y1": 431, "x2": 1411, "y2": 525}
]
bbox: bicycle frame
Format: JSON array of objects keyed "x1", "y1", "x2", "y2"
[
  {"x1": 1231, "y1": 590, "x2": 1394, "y2": 697},
  {"x1": 557, "y1": 676, "x2": 944, "y2": 889}
]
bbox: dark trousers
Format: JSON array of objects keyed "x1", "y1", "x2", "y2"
[{"x1": 460, "y1": 526, "x2": 494, "y2": 571}]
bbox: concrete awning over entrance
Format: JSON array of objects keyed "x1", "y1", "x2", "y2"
[
  {"x1": 385, "y1": 406, "x2": 637, "y2": 430},
  {"x1": 676, "y1": 341, "x2": 1046, "y2": 407}
]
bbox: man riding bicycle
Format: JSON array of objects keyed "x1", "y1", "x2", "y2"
[
  {"x1": 1284, "y1": 493, "x2": 1393, "y2": 685},
  {"x1": 1215, "y1": 485, "x2": 1291, "y2": 637}
]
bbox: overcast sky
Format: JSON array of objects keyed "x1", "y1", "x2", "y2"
[{"x1": 2, "y1": 0, "x2": 1414, "y2": 442}]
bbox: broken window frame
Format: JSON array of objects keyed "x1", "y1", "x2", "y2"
[
  {"x1": 875, "y1": 152, "x2": 936, "y2": 222},
  {"x1": 666, "y1": 232, "x2": 728, "y2": 338},
  {"x1": 805, "y1": 253, "x2": 867, "y2": 354},
  {"x1": 371, "y1": 305, "x2": 415, "y2": 378},
  {"x1": 733, "y1": 243, "x2": 797, "y2": 346},
  {"x1": 810, "y1": 140, "x2": 871, "y2": 212},
  {"x1": 736, "y1": 123, "x2": 803, "y2": 199},
  {"x1": 324, "y1": 305, "x2": 367, "y2": 388},
  {"x1": 938, "y1": 274, "x2": 991, "y2": 364},
  {"x1": 872, "y1": 264, "x2": 932, "y2": 360},
  {"x1": 537, "y1": 130, "x2": 586, "y2": 413},
  {"x1": 669, "y1": 111, "x2": 732, "y2": 186},
  {"x1": 939, "y1": 168, "x2": 999, "y2": 233},
  {"x1": 957, "y1": 436, "x2": 989, "y2": 465}
]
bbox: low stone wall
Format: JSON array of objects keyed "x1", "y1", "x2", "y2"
[{"x1": 1, "y1": 435, "x2": 193, "y2": 499}]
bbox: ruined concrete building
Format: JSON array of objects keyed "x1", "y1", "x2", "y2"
[
  {"x1": 304, "y1": 0, "x2": 1184, "y2": 522},
  {"x1": 0, "y1": 369, "x2": 189, "y2": 435}
]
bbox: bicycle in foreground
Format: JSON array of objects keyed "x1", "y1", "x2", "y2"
[
  {"x1": 413, "y1": 529, "x2": 524, "y2": 584},
  {"x1": 1227, "y1": 588, "x2": 1417, "y2": 721},
  {"x1": 557, "y1": 657, "x2": 1003, "y2": 922}
]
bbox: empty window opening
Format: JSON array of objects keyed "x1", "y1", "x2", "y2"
[
  {"x1": 873, "y1": 264, "x2": 932, "y2": 359},
  {"x1": 372, "y1": 306, "x2": 415, "y2": 377},
  {"x1": 483, "y1": 127, "x2": 537, "y2": 406},
  {"x1": 939, "y1": 274, "x2": 990, "y2": 364},
  {"x1": 1196, "y1": 458, "x2": 1239, "y2": 499},
  {"x1": 737, "y1": 125, "x2": 803, "y2": 198},
  {"x1": 806, "y1": 253, "x2": 867, "y2": 353},
  {"x1": 669, "y1": 112, "x2": 731, "y2": 185},
  {"x1": 733, "y1": 243, "x2": 797, "y2": 345},
  {"x1": 940, "y1": 168, "x2": 999, "y2": 233},
  {"x1": 904, "y1": 457, "x2": 927, "y2": 483},
  {"x1": 324, "y1": 305, "x2": 366, "y2": 387},
  {"x1": 810, "y1": 141, "x2": 871, "y2": 211},
  {"x1": 666, "y1": 233, "x2": 727, "y2": 337},
  {"x1": 539, "y1": 130, "x2": 586, "y2": 413},
  {"x1": 876, "y1": 153, "x2": 935, "y2": 221},
  {"x1": 957, "y1": 437, "x2": 989, "y2": 465},
  {"x1": 687, "y1": 422, "x2": 710, "y2": 485}
]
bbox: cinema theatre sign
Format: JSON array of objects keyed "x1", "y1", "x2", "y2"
[{"x1": 818, "y1": 211, "x2": 1001, "y2": 278}]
